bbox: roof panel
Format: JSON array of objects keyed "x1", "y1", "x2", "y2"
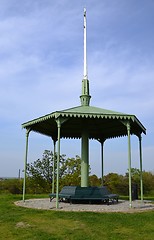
[{"x1": 22, "y1": 105, "x2": 146, "y2": 139}]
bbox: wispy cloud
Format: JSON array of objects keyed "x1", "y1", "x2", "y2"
[{"x1": 0, "y1": 0, "x2": 154, "y2": 177}]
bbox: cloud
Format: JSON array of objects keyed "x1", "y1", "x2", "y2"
[
  {"x1": 88, "y1": 47, "x2": 154, "y2": 120},
  {"x1": 0, "y1": 0, "x2": 154, "y2": 177}
]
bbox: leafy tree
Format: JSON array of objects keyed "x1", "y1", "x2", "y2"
[
  {"x1": 26, "y1": 150, "x2": 52, "y2": 193},
  {"x1": 26, "y1": 150, "x2": 82, "y2": 193},
  {"x1": 26, "y1": 150, "x2": 154, "y2": 196},
  {"x1": 60, "y1": 156, "x2": 81, "y2": 187},
  {"x1": 142, "y1": 171, "x2": 154, "y2": 195},
  {"x1": 103, "y1": 173, "x2": 128, "y2": 195},
  {"x1": 89, "y1": 175, "x2": 102, "y2": 186},
  {"x1": 125, "y1": 168, "x2": 140, "y2": 184},
  {"x1": 124, "y1": 168, "x2": 154, "y2": 195},
  {"x1": 27, "y1": 150, "x2": 66, "y2": 182}
]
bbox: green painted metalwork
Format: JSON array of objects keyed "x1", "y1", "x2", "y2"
[
  {"x1": 22, "y1": 105, "x2": 146, "y2": 208},
  {"x1": 56, "y1": 119, "x2": 61, "y2": 209},
  {"x1": 21, "y1": 106, "x2": 146, "y2": 140},
  {"x1": 52, "y1": 140, "x2": 56, "y2": 194},
  {"x1": 23, "y1": 128, "x2": 30, "y2": 201},
  {"x1": 80, "y1": 79, "x2": 91, "y2": 106},
  {"x1": 139, "y1": 135, "x2": 144, "y2": 202},
  {"x1": 81, "y1": 130, "x2": 89, "y2": 187},
  {"x1": 100, "y1": 140, "x2": 105, "y2": 185},
  {"x1": 21, "y1": 9, "x2": 146, "y2": 209},
  {"x1": 127, "y1": 122, "x2": 132, "y2": 208}
]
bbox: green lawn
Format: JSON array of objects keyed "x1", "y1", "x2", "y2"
[{"x1": 0, "y1": 194, "x2": 154, "y2": 240}]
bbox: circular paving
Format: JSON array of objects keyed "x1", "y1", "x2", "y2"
[{"x1": 15, "y1": 198, "x2": 154, "y2": 213}]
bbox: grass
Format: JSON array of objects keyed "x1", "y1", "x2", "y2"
[
  {"x1": 120, "y1": 195, "x2": 154, "y2": 201},
  {"x1": 0, "y1": 194, "x2": 154, "y2": 240}
]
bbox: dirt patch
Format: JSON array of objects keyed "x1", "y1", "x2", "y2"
[{"x1": 16, "y1": 221, "x2": 31, "y2": 228}]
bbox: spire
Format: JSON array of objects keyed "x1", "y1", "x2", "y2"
[
  {"x1": 83, "y1": 7, "x2": 87, "y2": 79},
  {"x1": 80, "y1": 8, "x2": 91, "y2": 106}
]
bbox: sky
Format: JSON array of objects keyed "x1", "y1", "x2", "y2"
[{"x1": 0, "y1": 0, "x2": 154, "y2": 178}]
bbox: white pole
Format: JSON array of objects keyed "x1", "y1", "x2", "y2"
[{"x1": 84, "y1": 8, "x2": 88, "y2": 79}]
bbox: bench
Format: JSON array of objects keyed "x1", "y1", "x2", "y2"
[
  {"x1": 49, "y1": 186, "x2": 119, "y2": 204},
  {"x1": 49, "y1": 186, "x2": 76, "y2": 202},
  {"x1": 69, "y1": 186, "x2": 118, "y2": 204}
]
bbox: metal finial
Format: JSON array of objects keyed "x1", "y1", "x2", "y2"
[{"x1": 80, "y1": 8, "x2": 91, "y2": 106}]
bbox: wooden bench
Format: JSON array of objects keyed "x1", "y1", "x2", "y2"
[{"x1": 49, "y1": 186, "x2": 119, "y2": 204}]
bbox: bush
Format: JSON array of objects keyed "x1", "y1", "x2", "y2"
[{"x1": 0, "y1": 178, "x2": 22, "y2": 194}]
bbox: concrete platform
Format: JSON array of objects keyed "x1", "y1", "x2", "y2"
[{"x1": 15, "y1": 198, "x2": 154, "y2": 213}]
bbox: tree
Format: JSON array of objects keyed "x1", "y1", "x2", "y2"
[
  {"x1": 89, "y1": 175, "x2": 102, "y2": 186},
  {"x1": 125, "y1": 168, "x2": 154, "y2": 195},
  {"x1": 26, "y1": 150, "x2": 81, "y2": 193},
  {"x1": 60, "y1": 156, "x2": 81, "y2": 187},
  {"x1": 125, "y1": 168, "x2": 140, "y2": 183},
  {"x1": 103, "y1": 173, "x2": 128, "y2": 195},
  {"x1": 25, "y1": 152, "x2": 154, "y2": 196},
  {"x1": 142, "y1": 171, "x2": 154, "y2": 195}
]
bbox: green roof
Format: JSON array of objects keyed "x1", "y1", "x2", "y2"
[
  {"x1": 59, "y1": 105, "x2": 125, "y2": 114},
  {"x1": 22, "y1": 105, "x2": 146, "y2": 140}
]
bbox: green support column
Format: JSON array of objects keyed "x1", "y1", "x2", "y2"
[
  {"x1": 23, "y1": 128, "x2": 30, "y2": 201},
  {"x1": 101, "y1": 140, "x2": 105, "y2": 186},
  {"x1": 127, "y1": 122, "x2": 132, "y2": 208},
  {"x1": 52, "y1": 140, "x2": 56, "y2": 194},
  {"x1": 56, "y1": 119, "x2": 61, "y2": 209},
  {"x1": 139, "y1": 135, "x2": 144, "y2": 202},
  {"x1": 81, "y1": 131, "x2": 89, "y2": 187}
]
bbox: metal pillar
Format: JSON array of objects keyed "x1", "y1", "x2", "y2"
[
  {"x1": 23, "y1": 128, "x2": 30, "y2": 201},
  {"x1": 56, "y1": 119, "x2": 61, "y2": 209},
  {"x1": 81, "y1": 130, "x2": 89, "y2": 187},
  {"x1": 100, "y1": 140, "x2": 105, "y2": 185},
  {"x1": 139, "y1": 135, "x2": 144, "y2": 202},
  {"x1": 127, "y1": 122, "x2": 132, "y2": 208},
  {"x1": 52, "y1": 140, "x2": 56, "y2": 194}
]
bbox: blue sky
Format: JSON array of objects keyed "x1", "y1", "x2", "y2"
[{"x1": 0, "y1": 0, "x2": 154, "y2": 178}]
